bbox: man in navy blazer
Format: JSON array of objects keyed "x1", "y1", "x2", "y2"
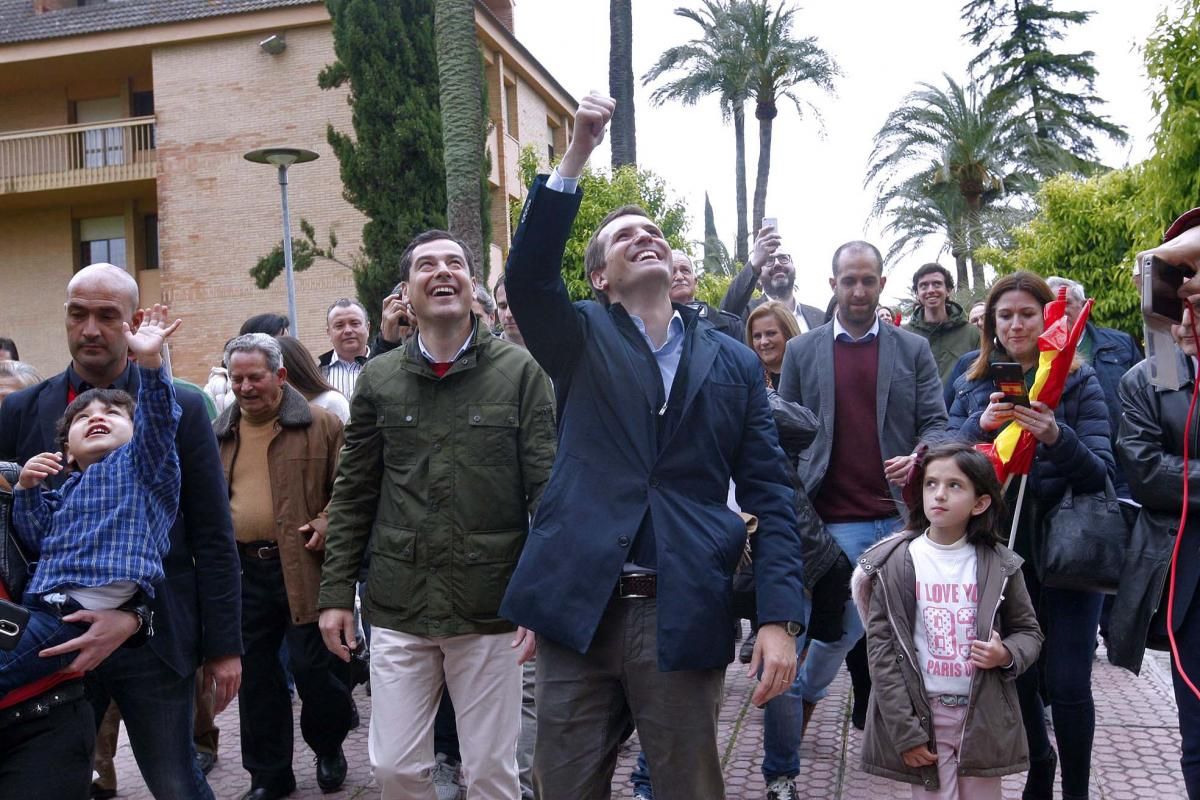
[
  {"x1": 0, "y1": 264, "x2": 242, "y2": 800},
  {"x1": 771, "y1": 243, "x2": 947, "y2": 792},
  {"x1": 499, "y1": 93, "x2": 808, "y2": 800}
]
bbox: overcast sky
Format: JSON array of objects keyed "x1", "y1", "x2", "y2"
[{"x1": 514, "y1": 0, "x2": 1171, "y2": 309}]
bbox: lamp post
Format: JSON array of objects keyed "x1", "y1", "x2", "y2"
[{"x1": 244, "y1": 147, "x2": 319, "y2": 338}]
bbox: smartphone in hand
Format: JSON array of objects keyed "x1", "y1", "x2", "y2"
[
  {"x1": 1142, "y1": 254, "x2": 1191, "y2": 325},
  {"x1": 990, "y1": 362, "x2": 1030, "y2": 407}
]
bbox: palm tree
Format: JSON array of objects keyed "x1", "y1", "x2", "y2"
[
  {"x1": 866, "y1": 74, "x2": 1033, "y2": 289},
  {"x1": 435, "y1": 0, "x2": 486, "y2": 274},
  {"x1": 642, "y1": 1, "x2": 752, "y2": 262},
  {"x1": 735, "y1": 0, "x2": 839, "y2": 233},
  {"x1": 610, "y1": 0, "x2": 637, "y2": 168}
]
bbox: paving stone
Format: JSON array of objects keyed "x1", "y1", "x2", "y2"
[{"x1": 106, "y1": 640, "x2": 1187, "y2": 799}]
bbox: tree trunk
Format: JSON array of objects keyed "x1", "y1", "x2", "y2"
[
  {"x1": 435, "y1": 0, "x2": 486, "y2": 276},
  {"x1": 733, "y1": 102, "x2": 749, "y2": 264},
  {"x1": 963, "y1": 190, "x2": 985, "y2": 290},
  {"x1": 609, "y1": 0, "x2": 637, "y2": 169},
  {"x1": 752, "y1": 109, "x2": 775, "y2": 236},
  {"x1": 953, "y1": 250, "x2": 969, "y2": 290}
]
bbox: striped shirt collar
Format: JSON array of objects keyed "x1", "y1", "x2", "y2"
[{"x1": 327, "y1": 348, "x2": 369, "y2": 370}]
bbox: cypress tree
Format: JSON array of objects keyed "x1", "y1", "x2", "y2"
[
  {"x1": 703, "y1": 192, "x2": 728, "y2": 276},
  {"x1": 319, "y1": 0, "x2": 446, "y2": 325},
  {"x1": 962, "y1": 0, "x2": 1127, "y2": 176}
]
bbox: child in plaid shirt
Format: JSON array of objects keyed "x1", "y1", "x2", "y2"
[{"x1": 0, "y1": 305, "x2": 182, "y2": 694}]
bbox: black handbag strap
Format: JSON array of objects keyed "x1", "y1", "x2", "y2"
[{"x1": 1058, "y1": 475, "x2": 1121, "y2": 513}]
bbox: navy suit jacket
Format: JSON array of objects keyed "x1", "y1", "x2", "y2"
[
  {"x1": 0, "y1": 365, "x2": 242, "y2": 676},
  {"x1": 499, "y1": 176, "x2": 808, "y2": 671}
]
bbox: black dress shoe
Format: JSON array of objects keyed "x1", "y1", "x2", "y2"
[
  {"x1": 90, "y1": 783, "x2": 117, "y2": 800},
  {"x1": 239, "y1": 787, "x2": 294, "y2": 800},
  {"x1": 316, "y1": 747, "x2": 348, "y2": 793}
]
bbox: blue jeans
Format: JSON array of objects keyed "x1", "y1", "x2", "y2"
[
  {"x1": 0, "y1": 603, "x2": 85, "y2": 697},
  {"x1": 630, "y1": 750, "x2": 652, "y2": 796},
  {"x1": 762, "y1": 517, "x2": 898, "y2": 782},
  {"x1": 87, "y1": 647, "x2": 214, "y2": 800}
]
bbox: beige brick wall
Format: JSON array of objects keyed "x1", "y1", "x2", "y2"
[
  {"x1": 152, "y1": 23, "x2": 365, "y2": 382},
  {"x1": 0, "y1": 88, "x2": 69, "y2": 132},
  {"x1": 515, "y1": 78, "x2": 554, "y2": 161},
  {"x1": 0, "y1": 207, "x2": 76, "y2": 376}
]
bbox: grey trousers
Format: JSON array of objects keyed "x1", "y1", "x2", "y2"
[{"x1": 532, "y1": 598, "x2": 725, "y2": 800}]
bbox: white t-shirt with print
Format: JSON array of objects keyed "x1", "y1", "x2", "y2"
[{"x1": 910, "y1": 533, "x2": 978, "y2": 697}]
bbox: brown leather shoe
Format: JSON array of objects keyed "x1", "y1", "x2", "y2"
[{"x1": 801, "y1": 700, "x2": 816, "y2": 738}]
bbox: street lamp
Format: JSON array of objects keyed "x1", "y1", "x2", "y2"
[{"x1": 244, "y1": 146, "x2": 319, "y2": 338}]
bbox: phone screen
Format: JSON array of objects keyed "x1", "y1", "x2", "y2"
[
  {"x1": 990, "y1": 362, "x2": 1030, "y2": 407},
  {"x1": 1149, "y1": 255, "x2": 1187, "y2": 323}
]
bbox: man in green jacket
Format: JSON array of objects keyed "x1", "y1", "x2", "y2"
[
  {"x1": 903, "y1": 263, "x2": 981, "y2": 385},
  {"x1": 317, "y1": 230, "x2": 557, "y2": 800}
]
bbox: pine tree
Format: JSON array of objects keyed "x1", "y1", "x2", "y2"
[
  {"x1": 962, "y1": 0, "x2": 1127, "y2": 176},
  {"x1": 319, "y1": 0, "x2": 446, "y2": 325}
]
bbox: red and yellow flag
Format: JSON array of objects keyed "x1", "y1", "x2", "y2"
[{"x1": 975, "y1": 287, "x2": 1094, "y2": 483}]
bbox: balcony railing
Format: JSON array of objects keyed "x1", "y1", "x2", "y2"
[{"x1": 0, "y1": 116, "x2": 156, "y2": 195}]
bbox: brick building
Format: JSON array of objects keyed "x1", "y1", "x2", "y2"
[{"x1": 0, "y1": 0, "x2": 575, "y2": 381}]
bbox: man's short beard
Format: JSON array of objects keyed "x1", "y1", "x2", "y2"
[{"x1": 763, "y1": 273, "x2": 795, "y2": 299}]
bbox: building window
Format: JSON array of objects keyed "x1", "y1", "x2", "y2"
[
  {"x1": 144, "y1": 214, "x2": 160, "y2": 269},
  {"x1": 79, "y1": 216, "x2": 126, "y2": 269},
  {"x1": 75, "y1": 97, "x2": 125, "y2": 168},
  {"x1": 131, "y1": 91, "x2": 154, "y2": 117},
  {"x1": 505, "y1": 80, "x2": 518, "y2": 138}
]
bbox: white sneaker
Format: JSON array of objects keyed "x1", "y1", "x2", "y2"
[
  {"x1": 765, "y1": 776, "x2": 799, "y2": 800},
  {"x1": 431, "y1": 752, "x2": 463, "y2": 800}
]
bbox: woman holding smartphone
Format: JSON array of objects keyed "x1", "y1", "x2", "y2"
[{"x1": 946, "y1": 270, "x2": 1113, "y2": 800}]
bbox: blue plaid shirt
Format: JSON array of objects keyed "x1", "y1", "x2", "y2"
[{"x1": 13, "y1": 365, "x2": 182, "y2": 599}]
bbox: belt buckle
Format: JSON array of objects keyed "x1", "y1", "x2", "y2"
[
  {"x1": 256, "y1": 545, "x2": 275, "y2": 559},
  {"x1": 938, "y1": 694, "x2": 968, "y2": 707},
  {"x1": 619, "y1": 573, "x2": 653, "y2": 599}
]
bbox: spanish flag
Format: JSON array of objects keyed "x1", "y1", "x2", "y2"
[{"x1": 976, "y1": 286, "x2": 1094, "y2": 484}]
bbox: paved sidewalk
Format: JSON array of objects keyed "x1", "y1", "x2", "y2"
[{"x1": 109, "y1": 643, "x2": 1186, "y2": 799}]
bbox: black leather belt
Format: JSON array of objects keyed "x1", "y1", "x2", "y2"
[
  {"x1": 616, "y1": 573, "x2": 656, "y2": 599},
  {"x1": 238, "y1": 541, "x2": 280, "y2": 560},
  {"x1": 0, "y1": 680, "x2": 86, "y2": 730}
]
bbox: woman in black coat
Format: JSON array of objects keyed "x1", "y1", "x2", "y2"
[{"x1": 947, "y1": 271, "x2": 1114, "y2": 800}]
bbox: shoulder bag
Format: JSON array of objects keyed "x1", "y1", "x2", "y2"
[{"x1": 1039, "y1": 477, "x2": 1131, "y2": 594}]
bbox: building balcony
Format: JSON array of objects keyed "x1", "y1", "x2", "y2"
[{"x1": 0, "y1": 116, "x2": 156, "y2": 196}]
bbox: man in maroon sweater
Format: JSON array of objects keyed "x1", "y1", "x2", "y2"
[{"x1": 766, "y1": 241, "x2": 947, "y2": 799}]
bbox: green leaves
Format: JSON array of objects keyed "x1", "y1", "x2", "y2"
[
  {"x1": 978, "y1": 169, "x2": 1142, "y2": 337},
  {"x1": 981, "y1": 0, "x2": 1200, "y2": 339}
]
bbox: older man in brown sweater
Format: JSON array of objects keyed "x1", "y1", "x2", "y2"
[{"x1": 214, "y1": 333, "x2": 354, "y2": 800}]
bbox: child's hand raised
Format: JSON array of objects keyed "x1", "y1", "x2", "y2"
[
  {"x1": 901, "y1": 743, "x2": 938, "y2": 768},
  {"x1": 18, "y1": 452, "x2": 63, "y2": 489},
  {"x1": 123, "y1": 303, "x2": 182, "y2": 369},
  {"x1": 969, "y1": 630, "x2": 1013, "y2": 670}
]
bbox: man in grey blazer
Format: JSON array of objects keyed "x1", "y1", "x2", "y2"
[{"x1": 762, "y1": 241, "x2": 947, "y2": 797}]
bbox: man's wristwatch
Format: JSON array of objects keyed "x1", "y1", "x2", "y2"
[
  {"x1": 782, "y1": 620, "x2": 805, "y2": 638},
  {"x1": 118, "y1": 596, "x2": 154, "y2": 648}
]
